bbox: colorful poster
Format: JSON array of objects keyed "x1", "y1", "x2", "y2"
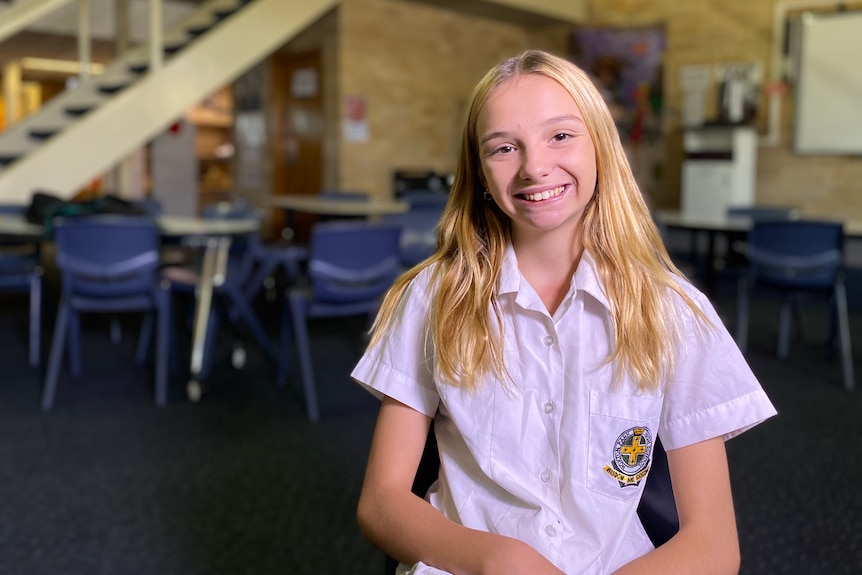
[
  {"x1": 572, "y1": 25, "x2": 665, "y2": 144},
  {"x1": 571, "y1": 26, "x2": 666, "y2": 200}
]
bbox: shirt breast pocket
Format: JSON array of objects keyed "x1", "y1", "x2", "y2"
[{"x1": 587, "y1": 390, "x2": 663, "y2": 501}]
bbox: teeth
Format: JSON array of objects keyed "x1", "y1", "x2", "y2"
[{"x1": 523, "y1": 185, "x2": 564, "y2": 202}]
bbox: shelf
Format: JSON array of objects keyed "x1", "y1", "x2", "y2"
[
  {"x1": 185, "y1": 85, "x2": 234, "y2": 203},
  {"x1": 187, "y1": 107, "x2": 232, "y2": 127},
  {"x1": 187, "y1": 86, "x2": 233, "y2": 127}
]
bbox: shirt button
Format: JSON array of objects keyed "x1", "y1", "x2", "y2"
[
  {"x1": 543, "y1": 402, "x2": 554, "y2": 414},
  {"x1": 542, "y1": 335, "x2": 555, "y2": 346},
  {"x1": 544, "y1": 525, "x2": 557, "y2": 537},
  {"x1": 540, "y1": 470, "x2": 552, "y2": 483}
]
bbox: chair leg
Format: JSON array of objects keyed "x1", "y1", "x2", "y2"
[
  {"x1": 29, "y1": 268, "x2": 42, "y2": 367},
  {"x1": 155, "y1": 286, "x2": 171, "y2": 406},
  {"x1": 241, "y1": 257, "x2": 280, "y2": 305},
  {"x1": 43, "y1": 299, "x2": 70, "y2": 411},
  {"x1": 242, "y1": 247, "x2": 306, "y2": 304},
  {"x1": 777, "y1": 300, "x2": 792, "y2": 359},
  {"x1": 276, "y1": 295, "x2": 291, "y2": 389},
  {"x1": 67, "y1": 309, "x2": 82, "y2": 376},
  {"x1": 110, "y1": 316, "x2": 122, "y2": 344},
  {"x1": 289, "y1": 292, "x2": 320, "y2": 422},
  {"x1": 136, "y1": 312, "x2": 155, "y2": 365},
  {"x1": 834, "y1": 280, "x2": 855, "y2": 391},
  {"x1": 735, "y1": 276, "x2": 750, "y2": 353},
  {"x1": 791, "y1": 298, "x2": 806, "y2": 344},
  {"x1": 223, "y1": 284, "x2": 275, "y2": 361}
]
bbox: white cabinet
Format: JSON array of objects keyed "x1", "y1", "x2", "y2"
[{"x1": 681, "y1": 126, "x2": 757, "y2": 219}]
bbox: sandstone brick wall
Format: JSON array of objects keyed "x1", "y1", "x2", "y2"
[
  {"x1": 337, "y1": 0, "x2": 531, "y2": 198},
  {"x1": 583, "y1": 0, "x2": 862, "y2": 218},
  {"x1": 334, "y1": 0, "x2": 862, "y2": 219}
]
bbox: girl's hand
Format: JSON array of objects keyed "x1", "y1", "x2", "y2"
[{"x1": 474, "y1": 534, "x2": 567, "y2": 575}]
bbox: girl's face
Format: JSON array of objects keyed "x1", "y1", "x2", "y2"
[{"x1": 476, "y1": 74, "x2": 597, "y2": 244}]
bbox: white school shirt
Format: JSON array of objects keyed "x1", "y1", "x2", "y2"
[{"x1": 352, "y1": 246, "x2": 777, "y2": 575}]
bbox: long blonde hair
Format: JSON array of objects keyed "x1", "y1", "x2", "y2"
[{"x1": 370, "y1": 50, "x2": 707, "y2": 391}]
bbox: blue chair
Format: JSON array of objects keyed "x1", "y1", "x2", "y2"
[
  {"x1": 708, "y1": 206, "x2": 800, "y2": 296},
  {"x1": 736, "y1": 220, "x2": 854, "y2": 391},
  {"x1": 724, "y1": 207, "x2": 798, "y2": 259},
  {"x1": 130, "y1": 198, "x2": 163, "y2": 216},
  {"x1": 726, "y1": 205, "x2": 799, "y2": 221},
  {"x1": 401, "y1": 190, "x2": 448, "y2": 209},
  {"x1": 0, "y1": 203, "x2": 43, "y2": 367},
  {"x1": 381, "y1": 191, "x2": 447, "y2": 267},
  {"x1": 278, "y1": 220, "x2": 402, "y2": 421},
  {"x1": 42, "y1": 216, "x2": 172, "y2": 409}
]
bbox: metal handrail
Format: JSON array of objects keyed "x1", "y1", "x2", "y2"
[{"x1": 0, "y1": 0, "x2": 75, "y2": 46}]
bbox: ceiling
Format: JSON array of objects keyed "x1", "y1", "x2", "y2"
[
  {"x1": 401, "y1": 0, "x2": 568, "y2": 27},
  {"x1": 0, "y1": 0, "x2": 568, "y2": 43},
  {"x1": 0, "y1": 0, "x2": 198, "y2": 41}
]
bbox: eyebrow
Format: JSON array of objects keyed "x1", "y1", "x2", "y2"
[{"x1": 479, "y1": 114, "x2": 587, "y2": 146}]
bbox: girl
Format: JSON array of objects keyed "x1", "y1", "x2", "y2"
[{"x1": 352, "y1": 50, "x2": 776, "y2": 575}]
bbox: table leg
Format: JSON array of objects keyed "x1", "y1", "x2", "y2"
[{"x1": 187, "y1": 236, "x2": 232, "y2": 402}]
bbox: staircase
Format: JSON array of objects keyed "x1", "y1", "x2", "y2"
[{"x1": 0, "y1": 0, "x2": 337, "y2": 203}]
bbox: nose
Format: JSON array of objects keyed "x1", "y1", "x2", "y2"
[{"x1": 518, "y1": 146, "x2": 549, "y2": 181}]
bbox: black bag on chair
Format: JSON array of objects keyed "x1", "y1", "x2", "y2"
[
  {"x1": 26, "y1": 192, "x2": 149, "y2": 238},
  {"x1": 25, "y1": 191, "x2": 65, "y2": 224}
]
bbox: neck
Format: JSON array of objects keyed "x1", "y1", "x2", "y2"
[{"x1": 513, "y1": 227, "x2": 584, "y2": 315}]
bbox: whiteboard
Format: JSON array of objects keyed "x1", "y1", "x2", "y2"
[{"x1": 793, "y1": 11, "x2": 862, "y2": 154}]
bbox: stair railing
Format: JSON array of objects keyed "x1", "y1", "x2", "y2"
[
  {"x1": 0, "y1": 0, "x2": 168, "y2": 123},
  {"x1": 0, "y1": 0, "x2": 75, "y2": 45}
]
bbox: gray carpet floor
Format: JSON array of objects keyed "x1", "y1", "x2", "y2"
[{"x1": 0, "y1": 280, "x2": 860, "y2": 574}]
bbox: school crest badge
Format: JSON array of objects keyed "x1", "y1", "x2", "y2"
[{"x1": 603, "y1": 426, "x2": 653, "y2": 488}]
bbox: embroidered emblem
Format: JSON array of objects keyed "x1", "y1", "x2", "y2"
[{"x1": 603, "y1": 426, "x2": 653, "y2": 488}]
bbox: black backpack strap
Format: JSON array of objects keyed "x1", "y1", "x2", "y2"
[{"x1": 637, "y1": 436, "x2": 680, "y2": 547}]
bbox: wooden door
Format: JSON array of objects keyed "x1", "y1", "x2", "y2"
[{"x1": 270, "y1": 50, "x2": 324, "y2": 243}]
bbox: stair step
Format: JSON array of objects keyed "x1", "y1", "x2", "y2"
[
  {"x1": 187, "y1": 25, "x2": 212, "y2": 38},
  {"x1": 65, "y1": 105, "x2": 93, "y2": 117},
  {"x1": 214, "y1": 8, "x2": 238, "y2": 21},
  {"x1": 129, "y1": 63, "x2": 148, "y2": 74},
  {"x1": 98, "y1": 84, "x2": 128, "y2": 95},
  {"x1": 29, "y1": 129, "x2": 58, "y2": 141},
  {"x1": 164, "y1": 43, "x2": 185, "y2": 56},
  {"x1": 0, "y1": 155, "x2": 20, "y2": 167}
]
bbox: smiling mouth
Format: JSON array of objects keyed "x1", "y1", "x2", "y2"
[{"x1": 518, "y1": 185, "x2": 566, "y2": 202}]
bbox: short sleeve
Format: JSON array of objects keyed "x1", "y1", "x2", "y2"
[
  {"x1": 350, "y1": 268, "x2": 440, "y2": 418},
  {"x1": 659, "y1": 284, "x2": 777, "y2": 451}
]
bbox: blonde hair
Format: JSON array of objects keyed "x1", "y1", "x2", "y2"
[{"x1": 370, "y1": 50, "x2": 708, "y2": 391}]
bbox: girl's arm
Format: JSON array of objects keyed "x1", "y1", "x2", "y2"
[
  {"x1": 611, "y1": 436, "x2": 741, "y2": 575},
  {"x1": 357, "y1": 396, "x2": 565, "y2": 575}
]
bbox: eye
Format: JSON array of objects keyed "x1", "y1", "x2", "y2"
[
  {"x1": 552, "y1": 133, "x2": 572, "y2": 142},
  {"x1": 491, "y1": 144, "x2": 516, "y2": 155}
]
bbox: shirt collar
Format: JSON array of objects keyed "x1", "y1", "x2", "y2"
[{"x1": 497, "y1": 243, "x2": 611, "y2": 311}]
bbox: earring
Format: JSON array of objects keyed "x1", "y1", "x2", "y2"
[{"x1": 483, "y1": 189, "x2": 492, "y2": 201}]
